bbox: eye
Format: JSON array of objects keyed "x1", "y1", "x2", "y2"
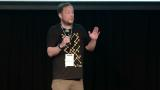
[{"x1": 66, "y1": 11, "x2": 72, "y2": 14}]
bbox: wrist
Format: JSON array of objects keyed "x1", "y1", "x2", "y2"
[
  {"x1": 91, "y1": 39, "x2": 97, "y2": 42},
  {"x1": 57, "y1": 44, "x2": 63, "y2": 49},
  {"x1": 57, "y1": 43, "x2": 65, "y2": 49}
]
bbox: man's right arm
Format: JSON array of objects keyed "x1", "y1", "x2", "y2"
[
  {"x1": 47, "y1": 36, "x2": 70, "y2": 58},
  {"x1": 47, "y1": 46, "x2": 62, "y2": 58}
]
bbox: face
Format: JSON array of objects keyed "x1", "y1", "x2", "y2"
[{"x1": 59, "y1": 5, "x2": 74, "y2": 25}]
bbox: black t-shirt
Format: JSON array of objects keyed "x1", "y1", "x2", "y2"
[{"x1": 47, "y1": 23, "x2": 90, "y2": 79}]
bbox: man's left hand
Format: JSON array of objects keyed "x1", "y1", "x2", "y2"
[{"x1": 88, "y1": 26, "x2": 100, "y2": 40}]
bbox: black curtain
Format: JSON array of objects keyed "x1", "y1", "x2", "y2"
[{"x1": 0, "y1": 10, "x2": 160, "y2": 90}]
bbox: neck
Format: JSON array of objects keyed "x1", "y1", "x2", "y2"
[{"x1": 61, "y1": 21, "x2": 72, "y2": 29}]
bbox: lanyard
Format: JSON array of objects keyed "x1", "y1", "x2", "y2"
[{"x1": 60, "y1": 25, "x2": 73, "y2": 39}]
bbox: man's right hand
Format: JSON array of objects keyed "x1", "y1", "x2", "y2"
[{"x1": 59, "y1": 36, "x2": 70, "y2": 48}]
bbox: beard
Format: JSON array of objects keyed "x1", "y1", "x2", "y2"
[{"x1": 62, "y1": 19, "x2": 74, "y2": 26}]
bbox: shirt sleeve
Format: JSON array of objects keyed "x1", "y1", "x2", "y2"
[{"x1": 47, "y1": 26, "x2": 57, "y2": 47}]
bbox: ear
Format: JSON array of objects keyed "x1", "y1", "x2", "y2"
[{"x1": 58, "y1": 13, "x2": 62, "y2": 19}]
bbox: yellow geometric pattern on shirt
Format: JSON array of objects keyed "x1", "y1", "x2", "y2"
[{"x1": 61, "y1": 33, "x2": 81, "y2": 67}]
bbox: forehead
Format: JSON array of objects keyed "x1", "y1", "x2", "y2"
[{"x1": 63, "y1": 5, "x2": 74, "y2": 11}]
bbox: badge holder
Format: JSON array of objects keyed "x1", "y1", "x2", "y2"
[{"x1": 65, "y1": 54, "x2": 74, "y2": 67}]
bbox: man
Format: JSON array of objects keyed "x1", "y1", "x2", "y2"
[{"x1": 47, "y1": 3, "x2": 100, "y2": 90}]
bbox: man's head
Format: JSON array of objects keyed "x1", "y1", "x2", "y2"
[{"x1": 57, "y1": 3, "x2": 74, "y2": 25}]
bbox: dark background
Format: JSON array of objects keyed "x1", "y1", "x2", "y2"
[{"x1": 0, "y1": 2, "x2": 160, "y2": 90}]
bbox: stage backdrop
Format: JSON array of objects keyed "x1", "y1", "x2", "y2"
[{"x1": 0, "y1": 2, "x2": 160, "y2": 90}]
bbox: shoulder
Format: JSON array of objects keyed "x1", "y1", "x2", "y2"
[
  {"x1": 49, "y1": 24, "x2": 60, "y2": 31},
  {"x1": 74, "y1": 23, "x2": 86, "y2": 32}
]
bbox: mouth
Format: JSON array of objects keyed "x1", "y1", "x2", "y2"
[{"x1": 69, "y1": 19, "x2": 74, "y2": 22}]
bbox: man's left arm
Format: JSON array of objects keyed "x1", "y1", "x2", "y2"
[
  {"x1": 85, "y1": 26, "x2": 100, "y2": 52},
  {"x1": 85, "y1": 39, "x2": 97, "y2": 52}
]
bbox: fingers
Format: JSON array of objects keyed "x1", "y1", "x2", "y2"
[
  {"x1": 88, "y1": 26, "x2": 100, "y2": 35},
  {"x1": 63, "y1": 36, "x2": 70, "y2": 43},
  {"x1": 98, "y1": 31, "x2": 100, "y2": 36},
  {"x1": 94, "y1": 26, "x2": 99, "y2": 31},
  {"x1": 60, "y1": 36, "x2": 70, "y2": 47},
  {"x1": 93, "y1": 26, "x2": 100, "y2": 35},
  {"x1": 88, "y1": 31, "x2": 91, "y2": 34},
  {"x1": 93, "y1": 26, "x2": 99, "y2": 32}
]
